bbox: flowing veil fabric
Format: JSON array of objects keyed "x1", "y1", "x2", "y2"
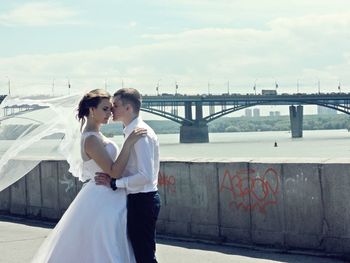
[{"x1": 0, "y1": 93, "x2": 84, "y2": 192}]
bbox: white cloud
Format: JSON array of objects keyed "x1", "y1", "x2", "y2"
[
  {"x1": 0, "y1": 2, "x2": 80, "y2": 26},
  {"x1": 269, "y1": 13, "x2": 350, "y2": 36},
  {"x1": 1, "y1": 10, "x2": 350, "y2": 96},
  {"x1": 152, "y1": 0, "x2": 350, "y2": 26},
  {"x1": 128, "y1": 21, "x2": 137, "y2": 28}
]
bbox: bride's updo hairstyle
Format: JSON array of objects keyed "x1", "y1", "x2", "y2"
[{"x1": 77, "y1": 89, "x2": 111, "y2": 130}]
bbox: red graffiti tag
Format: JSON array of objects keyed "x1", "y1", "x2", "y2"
[
  {"x1": 158, "y1": 171, "x2": 176, "y2": 193},
  {"x1": 220, "y1": 168, "x2": 279, "y2": 214}
]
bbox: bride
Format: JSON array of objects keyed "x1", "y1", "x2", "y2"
[{"x1": 31, "y1": 89, "x2": 145, "y2": 263}]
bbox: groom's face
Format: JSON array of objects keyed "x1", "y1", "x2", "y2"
[{"x1": 112, "y1": 96, "x2": 127, "y2": 122}]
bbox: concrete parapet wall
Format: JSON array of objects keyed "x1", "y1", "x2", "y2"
[{"x1": 1, "y1": 159, "x2": 350, "y2": 257}]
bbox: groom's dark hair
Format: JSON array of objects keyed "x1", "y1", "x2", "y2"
[{"x1": 114, "y1": 88, "x2": 142, "y2": 113}]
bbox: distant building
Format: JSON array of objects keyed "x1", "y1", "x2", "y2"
[
  {"x1": 253, "y1": 108, "x2": 260, "y2": 117},
  {"x1": 269, "y1": 111, "x2": 280, "y2": 117},
  {"x1": 245, "y1": 109, "x2": 252, "y2": 117},
  {"x1": 262, "y1": 89, "x2": 277, "y2": 95},
  {"x1": 317, "y1": 106, "x2": 337, "y2": 115}
]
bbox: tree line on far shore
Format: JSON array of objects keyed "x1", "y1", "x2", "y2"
[
  {"x1": 209, "y1": 114, "x2": 350, "y2": 133},
  {"x1": 101, "y1": 114, "x2": 350, "y2": 137}
]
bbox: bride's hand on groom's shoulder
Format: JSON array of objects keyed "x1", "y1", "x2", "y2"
[
  {"x1": 95, "y1": 172, "x2": 111, "y2": 187},
  {"x1": 126, "y1": 128, "x2": 147, "y2": 146}
]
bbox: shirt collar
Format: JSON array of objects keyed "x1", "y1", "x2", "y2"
[{"x1": 123, "y1": 116, "x2": 142, "y2": 137}]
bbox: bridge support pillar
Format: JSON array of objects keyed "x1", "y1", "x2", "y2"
[
  {"x1": 180, "y1": 124, "x2": 209, "y2": 143},
  {"x1": 289, "y1": 105, "x2": 303, "y2": 138},
  {"x1": 184, "y1": 101, "x2": 192, "y2": 120},
  {"x1": 180, "y1": 101, "x2": 209, "y2": 143}
]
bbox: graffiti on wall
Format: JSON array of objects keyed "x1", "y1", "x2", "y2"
[
  {"x1": 158, "y1": 171, "x2": 176, "y2": 193},
  {"x1": 60, "y1": 173, "x2": 75, "y2": 193},
  {"x1": 220, "y1": 167, "x2": 279, "y2": 214}
]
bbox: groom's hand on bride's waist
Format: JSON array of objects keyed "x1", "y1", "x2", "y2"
[{"x1": 94, "y1": 172, "x2": 112, "y2": 187}]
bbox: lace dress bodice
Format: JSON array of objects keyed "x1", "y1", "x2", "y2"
[{"x1": 80, "y1": 131, "x2": 119, "y2": 182}]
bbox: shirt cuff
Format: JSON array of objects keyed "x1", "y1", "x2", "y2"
[{"x1": 115, "y1": 178, "x2": 126, "y2": 188}]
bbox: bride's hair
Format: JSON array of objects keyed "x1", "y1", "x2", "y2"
[{"x1": 77, "y1": 89, "x2": 111, "y2": 130}]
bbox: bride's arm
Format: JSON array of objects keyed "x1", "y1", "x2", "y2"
[{"x1": 85, "y1": 129, "x2": 146, "y2": 179}]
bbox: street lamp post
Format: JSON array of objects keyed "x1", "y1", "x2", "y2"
[
  {"x1": 156, "y1": 80, "x2": 160, "y2": 96},
  {"x1": 67, "y1": 79, "x2": 71, "y2": 95},
  {"x1": 253, "y1": 79, "x2": 257, "y2": 95},
  {"x1": 175, "y1": 81, "x2": 178, "y2": 95},
  {"x1": 52, "y1": 79, "x2": 55, "y2": 96},
  {"x1": 6, "y1": 76, "x2": 11, "y2": 96},
  {"x1": 297, "y1": 79, "x2": 300, "y2": 93}
]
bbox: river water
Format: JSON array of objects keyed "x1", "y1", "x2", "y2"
[
  {"x1": 1, "y1": 129, "x2": 349, "y2": 160},
  {"x1": 156, "y1": 129, "x2": 350, "y2": 159}
]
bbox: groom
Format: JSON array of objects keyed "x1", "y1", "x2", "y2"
[{"x1": 96, "y1": 88, "x2": 161, "y2": 263}]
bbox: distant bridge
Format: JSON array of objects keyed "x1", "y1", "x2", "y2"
[
  {"x1": 2, "y1": 93, "x2": 350, "y2": 143},
  {"x1": 0, "y1": 95, "x2": 48, "y2": 120},
  {"x1": 141, "y1": 93, "x2": 350, "y2": 142}
]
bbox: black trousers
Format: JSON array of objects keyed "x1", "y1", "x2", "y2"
[{"x1": 127, "y1": 191, "x2": 161, "y2": 263}]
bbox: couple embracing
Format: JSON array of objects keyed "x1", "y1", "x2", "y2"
[{"x1": 32, "y1": 88, "x2": 161, "y2": 263}]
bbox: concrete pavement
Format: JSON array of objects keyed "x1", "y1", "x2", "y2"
[{"x1": 0, "y1": 216, "x2": 347, "y2": 263}]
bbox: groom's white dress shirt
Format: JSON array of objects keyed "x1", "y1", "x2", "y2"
[{"x1": 115, "y1": 116, "x2": 159, "y2": 194}]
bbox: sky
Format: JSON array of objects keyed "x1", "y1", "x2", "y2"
[{"x1": 1, "y1": 0, "x2": 350, "y2": 100}]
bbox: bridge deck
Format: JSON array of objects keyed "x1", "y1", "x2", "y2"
[{"x1": 142, "y1": 93, "x2": 350, "y2": 106}]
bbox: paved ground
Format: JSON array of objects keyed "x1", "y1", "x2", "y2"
[{"x1": 0, "y1": 216, "x2": 347, "y2": 263}]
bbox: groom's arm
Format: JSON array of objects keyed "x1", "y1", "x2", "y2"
[
  {"x1": 94, "y1": 136, "x2": 154, "y2": 190},
  {"x1": 115, "y1": 135, "x2": 155, "y2": 190}
]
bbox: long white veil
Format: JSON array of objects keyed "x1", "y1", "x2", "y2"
[{"x1": 0, "y1": 93, "x2": 83, "y2": 192}]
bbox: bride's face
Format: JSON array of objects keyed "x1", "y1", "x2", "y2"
[{"x1": 91, "y1": 98, "x2": 112, "y2": 124}]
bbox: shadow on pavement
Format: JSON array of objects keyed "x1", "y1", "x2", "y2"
[{"x1": 156, "y1": 236, "x2": 347, "y2": 263}]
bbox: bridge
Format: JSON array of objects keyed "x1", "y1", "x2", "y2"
[
  {"x1": 2, "y1": 93, "x2": 350, "y2": 143},
  {"x1": 141, "y1": 93, "x2": 350, "y2": 142},
  {"x1": 0, "y1": 95, "x2": 49, "y2": 120}
]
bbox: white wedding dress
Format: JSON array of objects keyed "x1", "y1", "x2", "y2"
[{"x1": 32, "y1": 132, "x2": 135, "y2": 263}]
